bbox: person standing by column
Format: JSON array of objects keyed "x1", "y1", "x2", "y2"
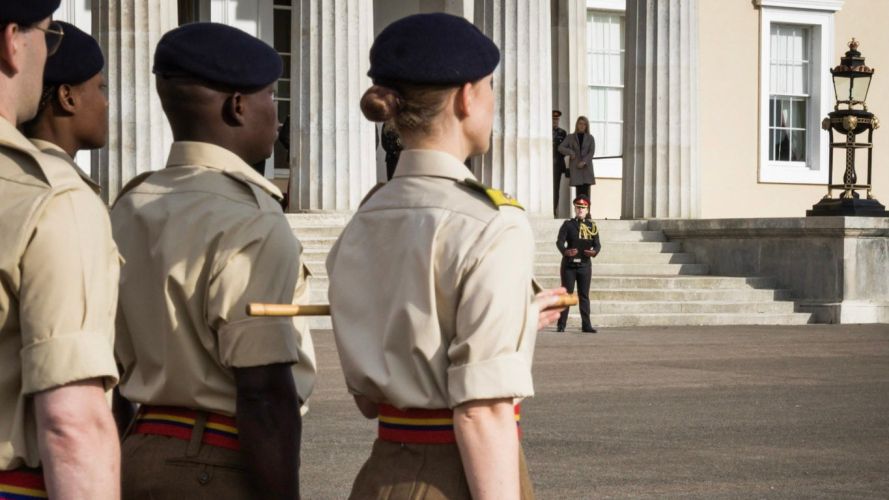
[
  {"x1": 551, "y1": 110, "x2": 567, "y2": 218},
  {"x1": 327, "y1": 13, "x2": 567, "y2": 500},
  {"x1": 23, "y1": 21, "x2": 107, "y2": 195},
  {"x1": 555, "y1": 194, "x2": 601, "y2": 333},
  {"x1": 0, "y1": 3, "x2": 121, "y2": 499},
  {"x1": 558, "y1": 116, "x2": 595, "y2": 199},
  {"x1": 111, "y1": 23, "x2": 315, "y2": 499}
]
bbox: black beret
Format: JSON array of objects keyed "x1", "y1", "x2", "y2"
[
  {"x1": 43, "y1": 22, "x2": 104, "y2": 85},
  {"x1": 153, "y1": 22, "x2": 282, "y2": 90},
  {"x1": 368, "y1": 13, "x2": 500, "y2": 86},
  {"x1": 0, "y1": 0, "x2": 60, "y2": 25}
]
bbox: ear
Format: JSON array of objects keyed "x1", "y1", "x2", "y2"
[
  {"x1": 56, "y1": 84, "x2": 77, "y2": 114},
  {"x1": 224, "y1": 92, "x2": 247, "y2": 126},
  {"x1": 454, "y1": 82, "x2": 473, "y2": 120},
  {"x1": 0, "y1": 24, "x2": 22, "y2": 74}
]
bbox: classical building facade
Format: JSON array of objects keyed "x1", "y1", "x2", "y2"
[{"x1": 58, "y1": 0, "x2": 888, "y2": 219}]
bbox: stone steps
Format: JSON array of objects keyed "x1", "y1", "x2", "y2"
[
  {"x1": 286, "y1": 215, "x2": 813, "y2": 327},
  {"x1": 534, "y1": 275, "x2": 779, "y2": 290},
  {"x1": 305, "y1": 262, "x2": 713, "y2": 277},
  {"x1": 547, "y1": 312, "x2": 811, "y2": 328},
  {"x1": 534, "y1": 262, "x2": 711, "y2": 276},
  {"x1": 534, "y1": 252, "x2": 699, "y2": 264},
  {"x1": 536, "y1": 241, "x2": 683, "y2": 253}
]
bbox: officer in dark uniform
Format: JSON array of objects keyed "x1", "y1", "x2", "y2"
[
  {"x1": 556, "y1": 194, "x2": 601, "y2": 332},
  {"x1": 552, "y1": 109, "x2": 568, "y2": 218}
]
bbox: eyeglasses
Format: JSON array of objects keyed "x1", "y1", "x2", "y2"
[{"x1": 34, "y1": 21, "x2": 64, "y2": 56}]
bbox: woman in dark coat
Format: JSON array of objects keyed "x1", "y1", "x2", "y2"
[{"x1": 558, "y1": 116, "x2": 595, "y2": 198}]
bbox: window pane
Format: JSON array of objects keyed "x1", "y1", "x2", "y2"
[
  {"x1": 769, "y1": 98, "x2": 777, "y2": 127},
  {"x1": 606, "y1": 123, "x2": 622, "y2": 155},
  {"x1": 590, "y1": 123, "x2": 605, "y2": 144},
  {"x1": 791, "y1": 130, "x2": 806, "y2": 161},
  {"x1": 281, "y1": 55, "x2": 291, "y2": 78},
  {"x1": 791, "y1": 99, "x2": 806, "y2": 128},
  {"x1": 778, "y1": 98, "x2": 790, "y2": 127},
  {"x1": 277, "y1": 79, "x2": 291, "y2": 100},
  {"x1": 608, "y1": 88, "x2": 622, "y2": 121},
  {"x1": 769, "y1": 129, "x2": 776, "y2": 161},
  {"x1": 775, "y1": 130, "x2": 790, "y2": 161},
  {"x1": 274, "y1": 8, "x2": 291, "y2": 51}
]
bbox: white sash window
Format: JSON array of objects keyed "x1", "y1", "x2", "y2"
[{"x1": 586, "y1": 8, "x2": 625, "y2": 178}]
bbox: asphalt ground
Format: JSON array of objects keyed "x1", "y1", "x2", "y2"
[{"x1": 300, "y1": 325, "x2": 889, "y2": 499}]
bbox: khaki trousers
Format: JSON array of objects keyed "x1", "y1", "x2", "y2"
[
  {"x1": 349, "y1": 439, "x2": 535, "y2": 500},
  {"x1": 121, "y1": 433, "x2": 259, "y2": 499}
]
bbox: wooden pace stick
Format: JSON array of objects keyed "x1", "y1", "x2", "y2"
[
  {"x1": 246, "y1": 303, "x2": 330, "y2": 317},
  {"x1": 549, "y1": 293, "x2": 578, "y2": 309},
  {"x1": 247, "y1": 293, "x2": 576, "y2": 318}
]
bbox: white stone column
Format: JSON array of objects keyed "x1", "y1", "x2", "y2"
[
  {"x1": 622, "y1": 0, "x2": 699, "y2": 219},
  {"x1": 92, "y1": 0, "x2": 176, "y2": 202},
  {"x1": 551, "y1": 0, "x2": 588, "y2": 218},
  {"x1": 289, "y1": 0, "x2": 376, "y2": 212},
  {"x1": 474, "y1": 0, "x2": 552, "y2": 214}
]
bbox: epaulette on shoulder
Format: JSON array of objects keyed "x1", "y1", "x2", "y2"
[
  {"x1": 359, "y1": 182, "x2": 386, "y2": 207},
  {"x1": 462, "y1": 178, "x2": 524, "y2": 211},
  {"x1": 112, "y1": 171, "x2": 154, "y2": 207}
]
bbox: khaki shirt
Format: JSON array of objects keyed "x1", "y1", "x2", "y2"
[
  {"x1": 0, "y1": 118, "x2": 119, "y2": 470},
  {"x1": 111, "y1": 141, "x2": 315, "y2": 416},
  {"x1": 326, "y1": 149, "x2": 538, "y2": 410},
  {"x1": 30, "y1": 139, "x2": 102, "y2": 195}
]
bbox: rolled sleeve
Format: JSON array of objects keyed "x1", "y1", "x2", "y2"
[
  {"x1": 218, "y1": 317, "x2": 301, "y2": 368},
  {"x1": 19, "y1": 188, "x2": 120, "y2": 394},
  {"x1": 447, "y1": 352, "x2": 533, "y2": 407},
  {"x1": 448, "y1": 211, "x2": 538, "y2": 407},
  {"x1": 208, "y1": 214, "x2": 304, "y2": 368},
  {"x1": 21, "y1": 332, "x2": 118, "y2": 394}
]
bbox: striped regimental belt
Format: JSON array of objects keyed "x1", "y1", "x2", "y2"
[
  {"x1": 132, "y1": 405, "x2": 240, "y2": 451},
  {"x1": 0, "y1": 467, "x2": 46, "y2": 499},
  {"x1": 378, "y1": 404, "x2": 521, "y2": 444}
]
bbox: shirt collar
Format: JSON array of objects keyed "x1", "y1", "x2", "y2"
[
  {"x1": 165, "y1": 141, "x2": 283, "y2": 200},
  {"x1": 0, "y1": 116, "x2": 41, "y2": 154},
  {"x1": 29, "y1": 138, "x2": 102, "y2": 194},
  {"x1": 391, "y1": 149, "x2": 477, "y2": 182}
]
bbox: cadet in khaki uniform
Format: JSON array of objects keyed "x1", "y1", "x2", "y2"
[
  {"x1": 326, "y1": 14, "x2": 566, "y2": 500},
  {"x1": 0, "y1": 2, "x2": 121, "y2": 499},
  {"x1": 22, "y1": 21, "x2": 107, "y2": 196},
  {"x1": 111, "y1": 23, "x2": 315, "y2": 499}
]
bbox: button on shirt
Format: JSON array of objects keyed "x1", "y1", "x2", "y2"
[
  {"x1": 326, "y1": 149, "x2": 538, "y2": 410},
  {"x1": 111, "y1": 141, "x2": 315, "y2": 416},
  {"x1": 0, "y1": 118, "x2": 119, "y2": 470}
]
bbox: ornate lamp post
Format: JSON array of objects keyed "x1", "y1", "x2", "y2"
[{"x1": 808, "y1": 39, "x2": 886, "y2": 216}]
